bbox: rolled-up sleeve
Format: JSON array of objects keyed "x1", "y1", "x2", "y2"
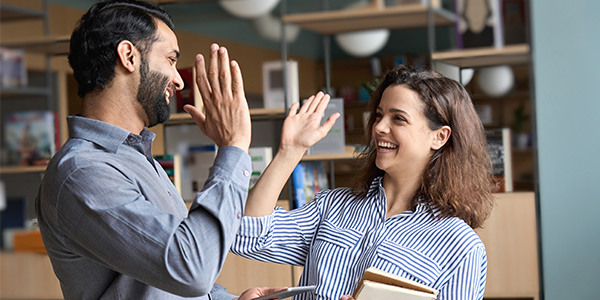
[{"x1": 231, "y1": 197, "x2": 322, "y2": 266}]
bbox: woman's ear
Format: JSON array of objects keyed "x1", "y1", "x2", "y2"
[
  {"x1": 431, "y1": 125, "x2": 451, "y2": 150},
  {"x1": 116, "y1": 40, "x2": 137, "y2": 73}
]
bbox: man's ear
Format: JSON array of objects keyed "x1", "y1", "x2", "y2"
[
  {"x1": 116, "y1": 40, "x2": 137, "y2": 73},
  {"x1": 431, "y1": 125, "x2": 451, "y2": 150}
]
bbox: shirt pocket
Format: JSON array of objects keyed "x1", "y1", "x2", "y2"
[
  {"x1": 376, "y1": 240, "x2": 442, "y2": 285},
  {"x1": 314, "y1": 219, "x2": 363, "y2": 249}
]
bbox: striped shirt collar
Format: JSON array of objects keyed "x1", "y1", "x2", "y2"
[{"x1": 370, "y1": 176, "x2": 442, "y2": 219}]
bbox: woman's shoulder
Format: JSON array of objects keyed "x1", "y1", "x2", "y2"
[
  {"x1": 433, "y1": 215, "x2": 484, "y2": 249},
  {"x1": 314, "y1": 186, "x2": 357, "y2": 205},
  {"x1": 417, "y1": 205, "x2": 484, "y2": 246}
]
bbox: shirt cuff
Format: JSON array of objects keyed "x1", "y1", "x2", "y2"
[
  {"x1": 210, "y1": 146, "x2": 252, "y2": 189},
  {"x1": 209, "y1": 283, "x2": 237, "y2": 300},
  {"x1": 238, "y1": 208, "x2": 285, "y2": 237}
]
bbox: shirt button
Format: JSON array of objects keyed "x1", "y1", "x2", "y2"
[
  {"x1": 243, "y1": 170, "x2": 250, "y2": 177},
  {"x1": 237, "y1": 212, "x2": 242, "y2": 219},
  {"x1": 368, "y1": 242, "x2": 374, "y2": 247}
]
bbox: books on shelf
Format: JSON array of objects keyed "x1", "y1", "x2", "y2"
[
  {"x1": 307, "y1": 97, "x2": 345, "y2": 155},
  {"x1": 248, "y1": 147, "x2": 273, "y2": 191},
  {"x1": 485, "y1": 128, "x2": 513, "y2": 192},
  {"x1": 291, "y1": 162, "x2": 328, "y2": 209},
  {"x1": 0, "y1": 47, "x2": 27, "y2": 88},
  {"x1": 154, "y1": 154, "x2": 182, "y2": 195},
  {"x1": 185, "y1": 144, "x2": 218, "y2": 200},
  {"x1": 262, "y1": 60, "x2": 299, "y2": 109},
  {"x1": 353, "y1": 267, "x2": 438, "y2": 300},
  {"x1": 2, "y1": 111, "x2": 58, "y2": 166},
  {"x1": 174, "y1": 67, "x2": 203, "y2": 113}
]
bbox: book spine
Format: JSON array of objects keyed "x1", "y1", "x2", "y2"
[{"x1": 291, "y1": 163, "x2": 306, "y2": 209}]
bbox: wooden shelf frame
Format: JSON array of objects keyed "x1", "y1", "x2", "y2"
[
  {"x1": 301, "y1": 145, "x2": 358, "y2": 162},
  {"x1": 164, "y1": 108, "x2": 287, "y2": 125},
  {"x1": 0, "y1": 3, "x2": 46, "y2": 22},
  {"x1": 0, "y1": 86, "x2": 53, "y2": 98},
  {"x1": 282, "y1": 3, "x2": 455, "y2": 35},
  {"x1": 432, "y1": 44, "x2": 530, "y2": 68},
  {"x1": 0, "y1": 165, "x2": 48, "y2": 174},
  {"x1": 0, "y1": 34, "x2": 71, "y2": 56}
]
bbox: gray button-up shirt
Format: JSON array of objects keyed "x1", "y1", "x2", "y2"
[{"x1": 35, "y1": 116, "x2": 251, "y2": 299}]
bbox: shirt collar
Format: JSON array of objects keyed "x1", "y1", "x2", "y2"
[
  {"x1": 67, "y1": 115, "x2": 156, "y2": 154},
  {"x1": 370, "y1": 176, "x2": 442, "y2": 218}
]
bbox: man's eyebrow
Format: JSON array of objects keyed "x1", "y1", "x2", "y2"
[{"x1": 172, "y1": 50, "x2": 180, "y2": 59}]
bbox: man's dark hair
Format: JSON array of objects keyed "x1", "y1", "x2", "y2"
[{"x1": 69, "y1": 0, "x2": 174, "y2": 98}]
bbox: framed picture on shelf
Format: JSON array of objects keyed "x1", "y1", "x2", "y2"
[{"x1": 2, "y1": 111, "x2": 58, "y2": 166}]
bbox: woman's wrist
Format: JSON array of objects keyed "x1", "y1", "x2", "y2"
[{"x1": 276, "y1": 145, "x2": 307, "y2": 162}]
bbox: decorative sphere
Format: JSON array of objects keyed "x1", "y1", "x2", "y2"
[
  {"x1": 477, "y1": 65, "x2": 515, "y2": 97},
  {"x1": 335, "y1": 29, "x2": 390, "y2": 57},
  {"x1": 461, "y1": 68, "x2": 474, "y2": 86},
  {"x1": 219, "y1": 0, "x2": 280, "y2": 19}
]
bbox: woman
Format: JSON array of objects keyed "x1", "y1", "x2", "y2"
[{"x1": 233, "y1": 66, "x2": 496, "y2": 300}]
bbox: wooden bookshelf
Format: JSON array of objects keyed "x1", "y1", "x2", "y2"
[
  {"x1": 0, "y1": 34, "x2": 70, "y2": 56},
  {"x1": 0, "y1": 165, "x2": 47, "y2": 174},
  {"x1": 475, "y1": 192, "x2": 539, "y2": 300},
  {"x1": 432, "y1": 44, "x2": 530, "y2": 68},
  {"x1": 0, "y1": 252, "x2": 63, "y2": 299},
  {"x1": 0, "y1": 3, "x2": 46, "y2": 22},
  {"x1": 282, "y1": 3, "x2": 455, "y2": 35},
  {"x1": 164, "y1": 108, "x2": 287, "y2": 125},
  {"x1": 301, "y1": 145, "x2": 357, "y2": 161}
]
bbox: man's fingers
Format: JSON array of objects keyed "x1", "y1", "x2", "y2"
[
  {"x1": 207, "y1": 43, "x2": 222, "y2": 97},
  {"x1": 195, "y1": 54, "x2": 213, "y2": 110},
  {"x1": 231, "y1": 60, "x2": 245, "y2": 102},
  {"x1": 184, "y1": 104, "x2": 207, "y2": 134},
  {"x1": 218, "y1": 47, "x2": 233, "y2": 98}
]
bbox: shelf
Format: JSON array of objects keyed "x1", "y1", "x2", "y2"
[
  {"x1": 0, "y1": 86, "x2": 52, "y2": 98},
  {"x1": 282, "y1": 4, "x2": 455, "y2": 35},
  {"x1": 432, "y1": 44, "x2": 530, "y2": 68},
  {"x1": 0, "y1": 3, "x2": 45, "y2": 22},
  {"x1": 164, "y1": 108, "x2": 286, "y2": 125},
  {"x1": 150, "y1": 0, "x2": 212, "y2": 3},
  {"x1": 0, "y1": 165, "x2": 47, "y2": 174},
  {"x1": 301, "y1": 145, "x2": 358, "y2": 161},
  {"x1": 0, "y1": 34, "x2": 70, "y2": 56}
]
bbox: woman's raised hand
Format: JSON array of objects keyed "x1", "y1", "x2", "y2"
[{"x1": 279, "y1": 91, "x2": 340, "y2": 156}]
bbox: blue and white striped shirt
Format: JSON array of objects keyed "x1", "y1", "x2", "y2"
[{"x1": 232, "y1": 176, "x2": 487, "y2": 300}]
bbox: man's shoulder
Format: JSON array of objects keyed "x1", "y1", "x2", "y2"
[{"x1": 45, "y1": 139, "x2": 120, "y2": 181}]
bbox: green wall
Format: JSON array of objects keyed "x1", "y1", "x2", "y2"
[{"x1": 531, "y1": 0, "x2": 600, "y2": 298}]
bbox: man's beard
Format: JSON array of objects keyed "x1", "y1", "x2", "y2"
[{"x1": 137, "y1": 57, "x2": 172, "y2": 127}]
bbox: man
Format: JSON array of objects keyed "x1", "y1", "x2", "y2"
[{"x1": 35, "y1": 1, "x2": 277, "y2": 299}]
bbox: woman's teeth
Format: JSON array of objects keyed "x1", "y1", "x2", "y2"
[{"x1": 378, "y1": 141, "x2": 397, "y2": 149}]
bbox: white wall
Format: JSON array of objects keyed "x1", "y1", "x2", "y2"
[{"x1": 531, "y1": 0, "x2": 600, "y2": 298}]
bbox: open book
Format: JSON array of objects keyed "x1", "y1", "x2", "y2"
[{"x1": 353, "y1": 267, "x2": 439, "y2": 300}]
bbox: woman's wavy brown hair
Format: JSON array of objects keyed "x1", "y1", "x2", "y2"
[{"x1": 352, "y1": 65, "x2": 496, "y2": 228}]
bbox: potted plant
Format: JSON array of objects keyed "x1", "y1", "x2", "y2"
[{"x1": 511, "y1": 103, "x2": 530, "y2": 149}]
